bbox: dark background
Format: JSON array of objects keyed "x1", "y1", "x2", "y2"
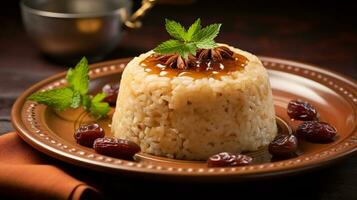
[{"x1": 1, "y1": 0, "x2": 357, "y2": 199}]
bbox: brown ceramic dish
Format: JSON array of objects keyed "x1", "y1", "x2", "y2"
[{"x1": 11, "y1": 57, "x2": 357, "y2": 180}]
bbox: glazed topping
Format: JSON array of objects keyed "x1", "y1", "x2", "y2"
[
  {"x1": 141, "y1": 47, "x2": 248, "y2": 78},
  {"x1": 74, "y1": 123, "x2": 105, "y2": 147},
  {"x1": 148, "y1": 19, "x2": 248, "y2": 78},
  {"x1": 295, "y1": 121, "x2": 337, "y2": 143},
  {"x1": 287, "y1": 99, "x2": 318, "y2": 121},
  {"x1": 93, "y1": 137, "x2": 141, "y2": 160},
  {"x1": 207, "y1": 152, "x2": 253, "y2": 167},
  {"x1": 154, "y1": 46, "x2": 235, "y2": 69},
  {"x1": 268, "y1": 134, "x2": 298, "y2": 158}
]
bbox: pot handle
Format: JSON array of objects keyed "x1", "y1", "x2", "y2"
[{"x1": 123, "y1": 0, "x2": 157, "y2": 29}]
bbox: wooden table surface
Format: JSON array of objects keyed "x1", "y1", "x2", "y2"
[{"x1": 1, "y1": 1, "x2": 356, "y2": 199}]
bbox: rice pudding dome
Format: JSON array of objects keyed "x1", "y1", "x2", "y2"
[{"x1": 112, "y1": 20, "x2": 277, "y2": 160}]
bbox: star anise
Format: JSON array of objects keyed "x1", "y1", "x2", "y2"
[
  {"x1": 154, "y1": 53, "x2": 186, "y2": 69},
  {"x1": 197, "y1": 46, "x2": 234, "y2": 62},
  {"x1": 154, "y1": 54, "x2": 197, "y2": 69},
  {"x1": 152, "y1": 46, "x2": 234, "y2": 70}
]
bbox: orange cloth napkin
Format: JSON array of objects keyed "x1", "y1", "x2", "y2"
[{"x1": 0, "y1": 132, "x2": 100, "y2": 200}]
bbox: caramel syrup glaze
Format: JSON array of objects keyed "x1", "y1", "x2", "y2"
[{"x1": 140, "y1": 53, "x2": 249, "y2": 79}]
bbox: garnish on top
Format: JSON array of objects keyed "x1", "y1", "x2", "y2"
[
  {"x1": 28, "y1": 57, "x2": 110, "y2": 118},
  {"x1": 153, "y1": 18, "x2": 234, "y2": 69}
]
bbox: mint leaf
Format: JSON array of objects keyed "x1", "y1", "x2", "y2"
[
  {"x1": 90, "y1": 102, "x2": 110, "y2": 119},
  {"x1": 180, "y1": 43, "x2": 197, "y2": 59},
  {"x1": 154, "y1": 40, "x2": 186, "y2": 55},
  {"x1": 154, "y1": 40, "x2": 197, "y2": 59},
  {"x1": 91, "y1": 93, "x2": 106, "y2": 103},
  {"x1": 154, "y1": 19, "x2": 222, "y2": 60},
  {"x1": 66, "y1": 57, "x2": 89, "y2": 95},
  {"x1": 185, "y1": 18, "x2": 201, "y2": 41},
  {"x1": 89, "y1": 93, "x2": 110, "y2": 118},
  {"x1": 165, "y1": 19, "x2": 186, "y2": 41},
  {"x1": 82, "y1": 95, "x2": 91, "y2": 110},
  {"x1": 192, "y1": 23, "x2": 221, "y2": 43},
  {"x1": 178, "y1": 49, "x2": 189, "y2": 60},
  {"x1": 196, "y1": 39, "x2": 218, "y2": 49},
  {"x1": 71, "y1": 90, "x2": 81, "y2": 108},
  {"x1": 28, "y1": 88, "x2": 74, "y2": 111}
]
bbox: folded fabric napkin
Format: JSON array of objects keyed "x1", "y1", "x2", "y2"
[{"x1": 0, "y1": 132, "x2": 100, "y2": 200}]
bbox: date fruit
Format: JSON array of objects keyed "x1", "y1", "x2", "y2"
[
  {"x1": 74, "y1": 124, "x2": 105, "y2": 147},
  {"x1": 207, "y1": 152, "x2": 253, "y2": 167},
  {"x1": 102, "y1": 83, "x2": 119, "y2": 106},
  {"x1": 93, "y1": 137, "x2": 141, "y2": 160}
]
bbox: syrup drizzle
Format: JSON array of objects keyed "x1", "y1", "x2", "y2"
[{"x1": 140, "y1": 53, "x2": 248, "y2": 79}]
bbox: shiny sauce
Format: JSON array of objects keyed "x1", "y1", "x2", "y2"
[{"x1": 140, "y1": 53, "x2": 249, "y2": 79}]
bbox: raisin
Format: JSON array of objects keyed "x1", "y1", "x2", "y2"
[
  {"x1": 287, "y1": 99, "x2": 318, "y2": 121},
  {"x1": 269, "y1": 134, "x2": 298, "y2": 158},
  {"x1": 295, "y1": 121, "x2": 337, "y2": 143}
]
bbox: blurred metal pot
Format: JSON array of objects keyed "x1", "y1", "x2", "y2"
[{"x1": 20, "y1": 0, "x2": 156, "y2": 62}]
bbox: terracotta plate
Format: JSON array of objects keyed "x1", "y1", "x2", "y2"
[{"x1": 11, "y1": 57, "x2": 357, "y2": 180}]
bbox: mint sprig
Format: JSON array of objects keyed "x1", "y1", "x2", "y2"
[
  {"x1": 66, "y1": 57, "x2": 89, "y2": 95},
  {"x1": 154, "y1": 18, "x2": 221, "y2": 59},
  {"x1": 28, "y1": 88, "x2": 76, "y2": 111},
  {"x1": 28, "y1": 57, "x2": 110, "y2": 118},
  {"x1": 89, "y1": 93, "x2": 110, "y2": 118}
]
